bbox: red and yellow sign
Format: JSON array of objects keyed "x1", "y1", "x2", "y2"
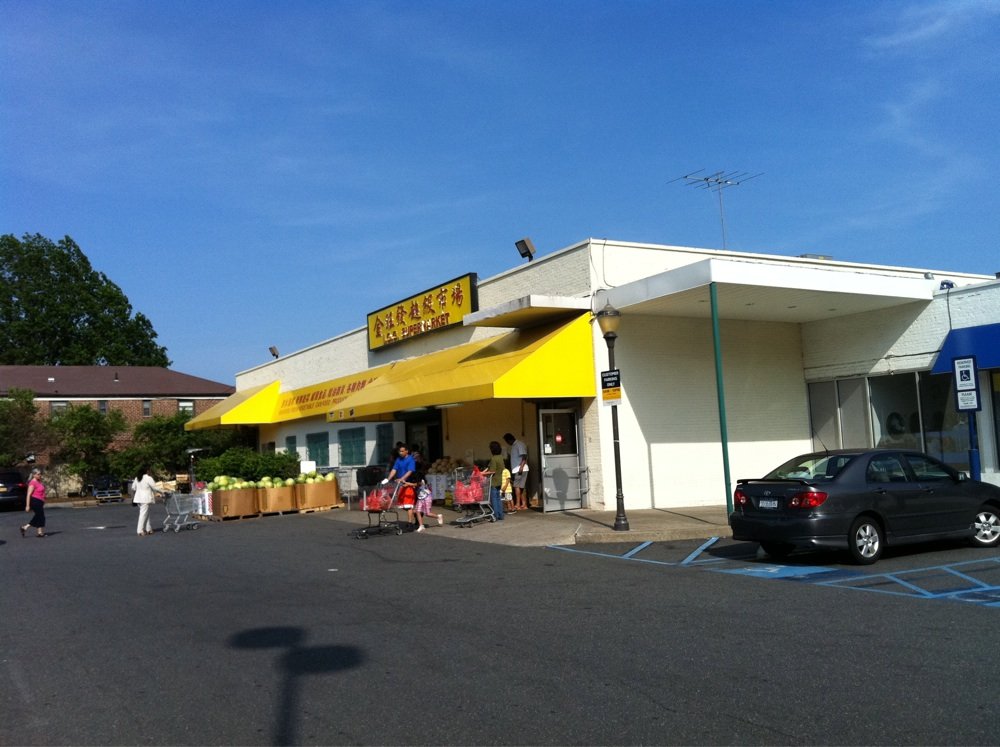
[{"x1": 367, "y1": 273, "x2": 478, "y2": 350}]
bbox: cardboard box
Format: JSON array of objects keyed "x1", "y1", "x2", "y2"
[
  {"x1": 259, "y1": 485, "x2": 296, "y2": 513},
  {"x1": 295, "y1": 479, "x2": 342, "y2": 510},
  {"x1": 212, "y1": 488, "x2": 259, "y2": 518}
]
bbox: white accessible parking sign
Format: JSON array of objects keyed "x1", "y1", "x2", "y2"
[{"x1": 952, "y1": 356, "x2": 981, "y2": 412}]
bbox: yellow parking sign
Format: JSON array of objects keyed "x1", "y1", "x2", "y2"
[{"x1": 601, "y1": 369, "x2": 621, "y2": 406}]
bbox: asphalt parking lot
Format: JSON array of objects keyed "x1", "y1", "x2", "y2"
[{"x1": 3, "y1": 503, "x2": 998, "y2": 746}]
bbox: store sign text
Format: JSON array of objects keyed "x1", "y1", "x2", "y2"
[
  {"x1": 367, "y1": 273, "x2": 478, "y2": 350},
  {"x1": 276, "y1": 376, "x2": 376, "y2": 419}
]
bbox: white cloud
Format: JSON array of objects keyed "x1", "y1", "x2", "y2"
[{"x1": 867, "y1": 0, "x2": 1000, "y2": 50}]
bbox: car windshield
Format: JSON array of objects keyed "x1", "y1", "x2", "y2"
[{"x1": 765, "y1": 453, "x2": 858, "y2": 481}]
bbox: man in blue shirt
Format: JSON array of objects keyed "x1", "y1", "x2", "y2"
[
  {"x1": 385, "y1": 444, "x2": 415, "y2": 484},
  {"x1": 384, "y1": 444, "x2": 417, "y2": 526}
]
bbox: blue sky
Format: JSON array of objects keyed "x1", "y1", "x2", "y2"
[{"x1": 3, "y1": 0, "x2": 998, "y2": 384}]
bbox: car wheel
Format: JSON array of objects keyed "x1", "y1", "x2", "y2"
[
  {"x1": 848, "y1": 516, "x2": 883, "y2": 565},
  {"x1": 971, "y1": 505, "x2": 1000, "y2": 548},
  {"x1": 759, "y1": 541, "x2": 794, "y2": 559}
]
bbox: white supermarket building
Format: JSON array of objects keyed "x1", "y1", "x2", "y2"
[{"x1": 188, "y1": 239, "x2": 1000, "y2": 511}]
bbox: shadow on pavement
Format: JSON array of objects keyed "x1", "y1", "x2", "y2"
[{"x1": 230, "y1": 626, "x2": 365, "y2": 746}]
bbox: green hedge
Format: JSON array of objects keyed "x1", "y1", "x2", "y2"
[{"x1": 196, "y1": 447, "x2": 300, "y2": 482}]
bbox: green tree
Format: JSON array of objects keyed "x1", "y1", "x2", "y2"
[
  {"x1": 0, "y1": 233, "x2": 170, "y2": 366},
  {"x1": 109, "y1": 415, "x2": 255, "y2": 482},
  {"x1": 0, "y1": 388, "x2": 47, "y2": 466},
  {"x1": 48, "y1": 404, "x2": 127, "y2": 480}
]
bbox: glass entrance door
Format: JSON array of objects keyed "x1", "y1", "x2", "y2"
[{"x1": 538, "y1": 409, "x2": 583, "y2": 512}]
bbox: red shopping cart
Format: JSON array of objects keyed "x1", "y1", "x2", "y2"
[
  {"x1": 453, "y1": 467, "x2": 494, "y2": 527},
  {"x1": 353, "y1": 480, "x2": 405, "y2": 538}
]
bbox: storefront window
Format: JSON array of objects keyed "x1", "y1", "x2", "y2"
[
  {"x1": 869, "y1": 373, "x2": 920, "y2": 449},
  {"x1": 919, "y1": 371, "x2": 969, "y2": 470},
  {"x1": 338, "y1": 427, "x2": 365, "y2": 466},
  {"x1": 541, "y1": 411, "x2": 578, "y2": 456},
  {"x1": 808, "y1": 381, "x2": 840, "y2": 450},
  {"x1": 375, "y1": 424, "x2": 395, "y2": 466},
  {"x1": 306, "y1": 432, "x2": 330, "y2": 467},
  {"x1": 284, "y1": 435, "x2": 297, "y2": 457},
  {"x1": 808, "y1": 371, "x2": 979, "y2": 473},
  {"x1": 837, "y1": 378, "x2": 870, "y2": 448}
]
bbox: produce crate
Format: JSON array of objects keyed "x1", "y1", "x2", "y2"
[
  {"x1": 259, "y1": 485, "x2": 296, "y2": 513},
  {"x1": 212, "y1": 488, "x2": 259, "y2": 518},
  {"x1": 295, "y1": 479, "x2": 342, "y2": 510}
]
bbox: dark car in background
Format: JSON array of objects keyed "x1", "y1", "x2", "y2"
[
  {"x1": 729, "y1": 449, "x2": 1000, "y2": 564},
  {"x1": 87, "y1": 475, "x2": 124, "y2": 502},
  {"x1": 0, "y1": 470, "x2": 27, "y2": 511}
]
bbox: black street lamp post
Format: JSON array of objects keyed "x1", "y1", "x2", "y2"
[{"x1": 596, "y1": 302, "x2": 630, "y2": 532}]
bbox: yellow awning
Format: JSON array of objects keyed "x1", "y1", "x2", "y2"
[
  {"x1": 328, "y1": 314, "x2": 595, "y2": 421},
  {"x1": 184, "y1": 381, "x2": 282, "y2": 431}
]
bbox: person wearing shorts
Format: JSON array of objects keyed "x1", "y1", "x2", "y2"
[
  {"x1": 412, "y1": 474, "x2": 443, "y2": 533},
  {"x1": 500, "y1": 467, "x2": 513, "y2": 514},
  {"x1": 504, "y1": 432, "x2": 529, "y2": 511}
]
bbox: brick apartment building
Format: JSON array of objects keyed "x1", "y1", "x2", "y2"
[{"x1": 1, "y1": 366, "x2": 234, "y2": 491}]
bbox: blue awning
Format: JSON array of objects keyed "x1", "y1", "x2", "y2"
[{"x1": 931, "y1": 322, "x2": 1000, "y2": 373}]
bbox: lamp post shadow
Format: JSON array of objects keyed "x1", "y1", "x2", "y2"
[{"x1": 230, "y1": 626, "x2": 365, "y2": 746}]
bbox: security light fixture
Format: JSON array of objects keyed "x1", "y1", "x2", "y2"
[{"x1": 515, "y1": 237, "x2": 535, "y2": 261}]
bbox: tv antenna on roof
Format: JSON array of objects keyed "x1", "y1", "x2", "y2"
[{"x1": 669, "y1": 170, "x2": 762, "y2": 250}]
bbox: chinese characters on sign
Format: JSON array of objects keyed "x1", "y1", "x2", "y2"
[
  {"x1": 367, "y1": 274, "x2": 478, "y2": 350},
  {"x1": 276, "y1": 375, "x2": 377, "y2": 420}
]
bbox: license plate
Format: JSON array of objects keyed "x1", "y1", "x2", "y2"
[{"x1": 759, "y1": 499, "x2": 779, "y2": 509}]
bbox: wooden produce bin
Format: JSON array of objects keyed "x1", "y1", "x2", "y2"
[
  {"x1": 212, "y1": 488, "x2": 259, "y2": 518},
  {"x1": 295, "y1": 479, "x2": 343, "y2": 510},
  {"x1": 259, "y1": 485, "x2": 296, "y2": 514}
]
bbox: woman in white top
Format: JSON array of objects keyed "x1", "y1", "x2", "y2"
[{"x1": 132, "y1": 466, "x2": 161, "y2": 536}]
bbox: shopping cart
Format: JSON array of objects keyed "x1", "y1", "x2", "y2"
[
  {"x1": 453, "y1": 468, "x2": 494, "y2": 527},
  {"x1": 163, "y1": 492, "x2": 201, "y2": 533},
  {"x1": 353, "y1": 480, "x2": 405, "y2": 539}
]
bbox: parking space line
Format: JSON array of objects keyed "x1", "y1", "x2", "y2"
[
  {"x1": 880, "y1": 574, "x2": 935, "y2": 596},
  {"x1": 623, "y1": 541, "x2": 653, "y2": 559},
  {"x1": 548, "y1": 544, "x2": 683, "y2": 567},
  {"x1": 941, "y1": 567, "x2": 994, "y2": 588},
  {"x1": 814, "y1": 557, "x2": 1000, "y2": 606},
  {"x1": 682, "y1": 537, "x2": 719, "y2": 565}
]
